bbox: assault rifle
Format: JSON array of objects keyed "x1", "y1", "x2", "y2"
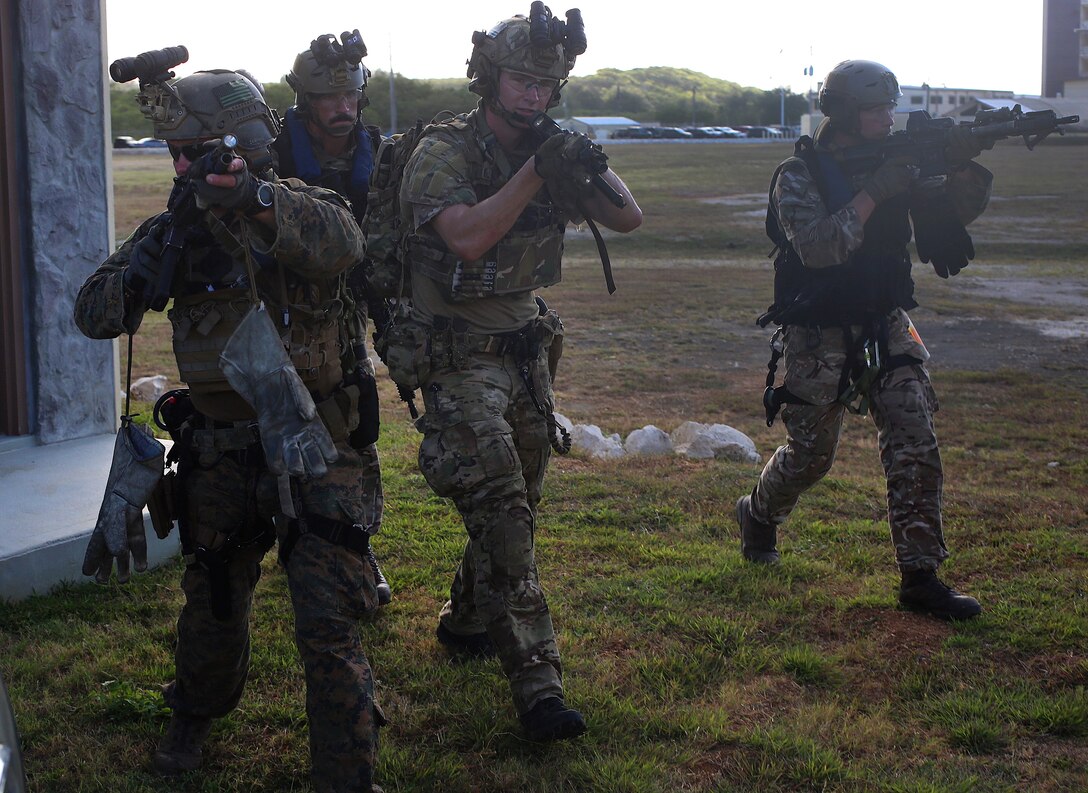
[
  {"x1": 527, "y1": 112, "x2": 624, "y2": 293},
  {"x1": 840, "y1": 105, "x2": 1080, "y2": 178},
  {"x1": 138, "y1": 136, "x2": 238, "y2": 312}
]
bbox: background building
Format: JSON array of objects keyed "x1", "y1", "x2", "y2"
[{"x1": 1043, "y1": 0, "x2": 1086, "y2": 97}]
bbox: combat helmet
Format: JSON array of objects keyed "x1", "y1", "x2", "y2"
[
  {"x1": 139, "y1": 69, "x2": 280, "y2": 170},
  {"x1": 287, "y1": 31, "x2": 371, "y2": 116},
  {"x1": 818, "y1": 60, "x2": 901, "y2": 131},
  {"x1": 467, "y1": 3, "x2": 586, "y2": 109}
]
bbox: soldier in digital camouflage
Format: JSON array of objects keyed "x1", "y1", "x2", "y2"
[
  {"x1": 74, "y1": 64, "x2": 385, "y2": 791},
  {"x1": 736, "y1": 60, "x2": 991, "y2": 620},
  {"x1": 387, "y1": 7, "x2": 641, "y2": 741},
  {"x1": 272, "y1": 31, "x2": 394, "y2": 607}
]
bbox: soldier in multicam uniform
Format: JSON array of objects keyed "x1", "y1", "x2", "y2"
[
  {"x1": 272, "y1": 31, "x2": 392, "y2": 606},
  {"x1": 74, "y1": 68, "x2": 385, "y2": 791},
  {"x1": 388, "y1": 7, "x2": 641, "y2": 741},
  {"x1": 736, "y1": 60, "x2": 990, "y2": 620}
]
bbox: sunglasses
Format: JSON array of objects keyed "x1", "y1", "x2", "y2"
[{"x1": 168, "y1": 142, "x2": 214, "y2": 162}]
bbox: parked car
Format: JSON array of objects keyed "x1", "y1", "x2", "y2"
[
  {"x1": 685, "y1": 127, "x2": 725, "y2": 138},
  {"x1": 650, "y1": 127, "x2": 692, "y2": 139},
  {"x1": 131, "y1": 137, "x2": 168, "y2": 148},
  {"x1": 113, "y1": 135, "x2": 136, "y2": 148},
  {"x1": 612, "y1": 126, "x2": 654, "y2": 139},
  {"x1": 712, "y1": 126, "x2": 746, "y2": 138},
  {"x1": 743, "y1": 126, "x2": 784, "y2": 139}
]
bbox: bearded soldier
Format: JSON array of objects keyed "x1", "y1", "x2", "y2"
[
  {"x1": 737, "y1": 60, "x2": 990, "y2": 620},
  {"x1": 74, "y1": 65, "x2": 385, "y2": 790},
  {"x1": 386, "y1": 7, "x2": 641, "y2": 741},
  {"x1": 272, "y1": 31, "x2": 392, "y2": 606}
]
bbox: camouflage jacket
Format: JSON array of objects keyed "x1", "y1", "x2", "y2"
[
  {"x1": 74, "y1": 178, "x2": 364, "y2": 340},
  {"x1": 399, "y1": 105, "x2": 566, "y2": 334}
]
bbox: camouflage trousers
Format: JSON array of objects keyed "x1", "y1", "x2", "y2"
[
  {"x1": 416, "y1": 338, "x2": 564, "y2": 716},
  {"x1": 164, "y1": 436, "x2": 381, "y2": 792},
  {"x1": 751, "y1": 312, "x2": 950, "y2": 571}
]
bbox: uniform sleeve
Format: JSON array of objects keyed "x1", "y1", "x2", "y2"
[
  {"x1": 400, "y1": 134, "x2": 479, "y2": 231},
  {"x1": 248, "y1": 178, "x2": 366, "y2": 278},
  {"x1": 73, "y1": 215, "x2": 162, "y2": 339},
  {"x1": 774, "y1": 158, "x2": 866, "y2": 270}
]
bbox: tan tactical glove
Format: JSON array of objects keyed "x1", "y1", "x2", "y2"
[
  {"x1": 219, "y1": 305, "x2": 339, "y2": 479},
  {"x1": 83, "y1": 419, "x2": 165, "y2": 584},
  {"x1": 861, "y1": 158, "x2": 914, "y2": 204}
]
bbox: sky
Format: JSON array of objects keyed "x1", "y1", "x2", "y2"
[{"x1": 105, "y1": 0, "x2": 1047, "y2": 97}]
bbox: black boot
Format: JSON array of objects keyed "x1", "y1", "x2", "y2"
[
  {"x1": 736, "y1": 493, "x2": 780, "y2": 564},
  {"x1": 436, "y1": 622, "x2": 496, "y2": 658},
  {"x1": 367, "y1": 547, "x2": 392, "y2": 606},
  {"x1": 899, "y1": 569, "x2": 981, "y2": 620},
  {"x1": 152, "y1": 713, "x2": 212, "y2": 776},
  {"x1": 520, "y1": 696, "x2": 587, "y2": 742}
]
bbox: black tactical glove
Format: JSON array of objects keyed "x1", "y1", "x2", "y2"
[
  {"x1": 122, "y1": 229, "x2": 165, "y2": 291},
  {"x1": 911, "y1": 195, "x2": 975, "y2": 278},
  {"x1": 189, "y1": 152, "x2": 260, "y2": 213},
  {"x1": 944, "y1": 125, "x2": 993, "y2": 168},
  {"x1": 534, "y1": 132, "x2": 608, "y2": 192},
  {"x1": 861, "y1": 158, "x2": 914, "y2": 204}
]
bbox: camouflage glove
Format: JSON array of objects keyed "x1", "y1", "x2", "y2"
[
  {"x1": 189, "y1": 152, "x2": 260, "y2": 213},
  {"x1": 861, "y1": 159, "x2": 914, "y2": 204},
  {"x1": 944, "y1": 125, "x2": 993, "y2": 168},
  {"x1": 534, "y1": 132, "x2": 607, "y2": 201},
  {"x1": 219, "y1": 304, "x2": 339, "y2": 478},
  {"x1": 82, "y1": 420, "x2": 165, "y2": 584}
]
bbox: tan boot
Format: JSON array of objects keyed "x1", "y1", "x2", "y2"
[{"x1": 152, "y1": 713, "x2": 212, "y2": 776}]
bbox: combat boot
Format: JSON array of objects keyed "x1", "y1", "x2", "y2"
[
  {"x1": 520, "y1": 697, "x2": 587, "y2": 742},
  {"x1": 899, "y1": 569, "x2": 981, "y2": 620},
  {"x1": 367, "y1": 547, "x2": 392, "y2": 606},
  {"x1": 436, "y1": 622, "x2": 496, "y2": 658},
  {"x1": 152, "y1": 713, "x2": 212, "y2": 776},
  {"x1": 736, "y1": 493, "x2": 780, "y2": 564}
]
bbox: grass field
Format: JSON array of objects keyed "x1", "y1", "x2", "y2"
[{"x1": 2, "y1": 139, "x2": 1087, "y2": 792}]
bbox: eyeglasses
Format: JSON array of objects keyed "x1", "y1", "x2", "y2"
[
  {"x1": 168, "y1": 141, "x2": 212, "y2": 162},
  {"x1": 309, "y1": 89, "x2": 363, "y2": 106},
  {"x1": 503, "y1": 72, "x2": 559, "y2": 96}
]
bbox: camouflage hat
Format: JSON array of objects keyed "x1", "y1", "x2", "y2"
[
  {"x1": 818, "y1": 60, "x2": 901, "y2": 130},
  {"x1": 141, "y1": 70, "x2": 280, "y2": 155},
  {"x1": 467, "y1": 13, "x2": 579, "y2": 107}
]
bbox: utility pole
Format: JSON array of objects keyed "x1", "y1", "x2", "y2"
[
  {"x1": 388, "y1": 42, "x2": 397, "y2": 133},
  {"x1": 691, "y1": 86, "x2": 696, "y2": 128}
]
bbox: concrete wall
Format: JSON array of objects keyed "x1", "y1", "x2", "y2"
[{"x1": 18, "y1": 0, "x2": 116, "y2": 444}]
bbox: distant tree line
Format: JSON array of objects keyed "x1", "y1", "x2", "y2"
[{"x1": 110, "y1": 66, "x2": 809, "y2": 139}]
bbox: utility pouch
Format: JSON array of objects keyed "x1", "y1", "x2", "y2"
[
  {"x1": 350, "y1": 372, "x2": 381, "y2": 449},
  {"x1": 540, "y1": 308, "x2": 564, "y2": 385},
  {"x1": 146, "y1": 469, "x2": 177, "y2": 540},
  {"x1": 376, "y1": 315, "x2": 431, "y2": 390}
]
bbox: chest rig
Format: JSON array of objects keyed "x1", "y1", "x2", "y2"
[
  {"x1": 167, "y1": 214, "x2": 347, "y2": 422},
  {"x1": 405, "y1": 114, "x2": 569, "y2": 302}
]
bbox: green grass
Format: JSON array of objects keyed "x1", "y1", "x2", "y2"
[{"x1": 3, "y1": 138, "x2": 1087, "y2": 791}]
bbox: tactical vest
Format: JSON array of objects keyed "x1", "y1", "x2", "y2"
[
  {"x1": 403, "y1": 115, "x2": 568, "y2": 302},
  {"x1": 272, "y1": 108, "x2": 378, "y2": 226},
  {"x1": 763, "y1": 136, "x2": 916, "y2": 327},
  {"x1": 167, "y1": 225, "x2": 346, "y2": 422}
]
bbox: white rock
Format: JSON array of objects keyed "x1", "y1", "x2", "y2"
[
  {"x1": 129, "y1": 375, "x2": 169, "y2": 403},
  {"x1": 571, "y1": 424, "x2": 626, "y2": 459},
  {"x1": 676, "y1": 423, "x2": 761, "y2": 463},
  {"x1": 624, "y1": 425, "x2": 674, "y2": 456},
  {"x1": 670, "y1": 420, "x2": 709, "y2": 448}
]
